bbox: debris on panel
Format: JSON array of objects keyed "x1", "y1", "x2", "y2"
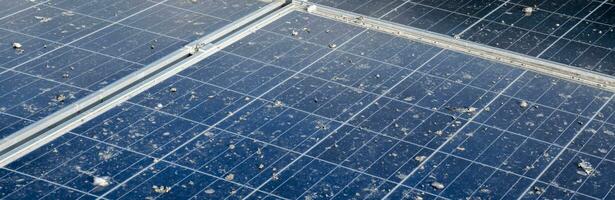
[
  {"x1": 228, "y1": 143, "x2": 236, "y2": 150},
  {"x1": 604, "y1": 129, "x2": 614, "y2": 136},
  {"x1": 155, "y1": 103, "x2": 164, "y2": 110},
  {"x1": 479, "y1": 188, "x2": 491, "y2": 194},
  {"x1": 152, "y1": 185, "x2": 171, "y2": 194},
  {"x1": 291, "y1": 30, "x2": 299, "y2": 36},
  {"x1": 54, "y1": 94, "x2": 66, "y2": 102},
  {"x1": 415, "y1": 155, "x2": 427, "y2": 162},
  {"x1": 189, "y1": 91, "x2": 198, "y2": 101},
  {"x1": 306, "y1": 5, "x2": 317, "y2": 13},
  {"x1": 531, "y1": 186, "x2": 544, "y2": 195},
  {"x1": 522, "y1": 6, "x2": 535, "y2": 16},
  {"x1": 328, "y1": 43, "x2": 337, "y2": 48},
  {"x1": 203, "y1": 188, "x2": 215, "y2": 194},
  {"x1": 431, "y1": 181, "x2": 445, "y2": 190},
  {"x1": 169, "y1": 87, "x2": 177, "y2": 93},
  {"x1": 225, "y1": 173, "x2": 235, "y2": 181},
  {"x1": 203, "y1": 131, "x2": 214, "y2": 137},
  {"x1": 92, "y1": 176, "x2": 111, "y2": 187},
  {"x1": 577, "y1": 160, "x2": 595, "y2": 176},
  {"x1": 62, "y1": 72, "x2": 70, "y2": 79},
  {"x1": 434, "y1": 130, "x2": 444, "y2": 136},
  {"x1": 403, "y1": 96, "x2": 415, "y2": 102},
  {"x1": 258, "y1": 163, "x2": 265, "y2": 170},
  {"x1": 12, "y1": 42, "x2": 22, "y2": 49},
  {"x1": 189, "y1": 0, "x2": 198, "y2": 3},
  {"x1": 449, "y1": 106, "x2": 478, "y2": 114},
  {"x1": 273, "y1": 100, "x2": 284, "y2": 108},
  {"x1": 315, "y1": 120, "x2": 329, "y2": 130},
  {"x1": 61, "y1": 11, "x2": 74, "y2": 16},
  {"x1": 34, "y1": 16, "x2": 52, "y2": 23},
  {"x1": 519, "y1": 100, "x2": 529, "y2": 108}
]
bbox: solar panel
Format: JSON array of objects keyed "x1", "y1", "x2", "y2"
[
  {"x1": 1, "y1": 6, "x2": 615, "y2": 199},
  {"x1": 2, "y1": 0, "x2": 615, "y2": 199},
  {"x1": 0, "y1": 0, "x2": 268, "y2": 140},
  {"x1": 310, "y1": 0, "x2": 615, "y2": 78}
]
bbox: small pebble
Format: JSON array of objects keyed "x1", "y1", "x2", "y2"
[
  {"x1": 523, "y1": 7, "x2": 534, "y2": 16},
  {"x1": 431, "y1": 181, "x2": 445, "y2": 190},
  {"x1": 92, "y1": 176, "x2": 111, "y2": 187},
  {"x1": 55, "y1": 94, "x2": 66, "y2": 102},
  {"x1": 204, "y1": 188, "x2": 215, "y2": 194},
  {"x1": 328, "y1": 43, "x2": 337, "y2": 48},
  {"x1": 225, "y1": 173, "x2": 235, "y2": 181},
  {"x1": 306, "y1": 5, "x2": 317, "y2": 13},
  {"x1": 12, "y1": 42, "x2": 22, "y2": 49},
  {"x1": 273, "y1": 100, "x2": 284, "y2": 108},
  {"x1": 578, "y1": 160, "x2": 595, "y2": 176},
  {"x1": 415, "y1": 155, "x2": 427, "y2": 162},
  {"x1": 152, "y1": 185, "x2": 171, "y2": 194}
]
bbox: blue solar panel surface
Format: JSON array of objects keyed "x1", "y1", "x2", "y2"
[
  {"x1": 310, "y1": 0, "x2": 615, "y2": 77},
  {"x1": 1, "y1": 6, "x2": 615, "y2": 200},
  {"x1": 0, "y1": 1, "x2": 615, "y2": 199},
  {"x1": 0, "y1": 0, "x2": 267, "y2": 140}
]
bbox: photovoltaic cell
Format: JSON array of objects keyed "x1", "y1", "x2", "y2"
[
  {"x1": 0, "y1": 0, "x2": 268, "y2": 140},
  {"x1": 309, "y1": 0, "x2": 615, "y2": 77},
  {"x1": 2, "y1": 4, "x2": 615, "y2": 200}
]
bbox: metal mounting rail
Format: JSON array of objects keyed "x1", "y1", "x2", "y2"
[
  {"x1": 293, "y1": 1, "x2": 615, "y2": 92},
  {"x1": 0, "y1": 0, "x2": 294, "y2": 167}
]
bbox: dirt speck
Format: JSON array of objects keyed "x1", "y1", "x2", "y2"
[
  {"x1": 12, "y1": 42, "x2": 22, "y2": 49},
  {"x1": 225, "y1": 173, "x2": 235, "y2": 181},
  {"x1": 522, "y1": 7, "x2": 534, "y2": 16},
  {"x1": 415, "y1": 155, "x2": 427, "y2": 162},
  {"x1": 450, "y1": 106, "x2": 478, "y2": 114},
  {"x1": 54, "y1": 94, "x2": 66, "y2": 102},
  {"x1": 204, "y1": 188, "x2": 215, "y2": 194},
  {"x1": 92, "y1": 176, "x2": 111, "y2": 187},
  {"x1": 306, "y1": 5, "x2": 317, "y2": 13},
  {"x1": 577, "y1": 160, "x2": 595, "y2": 176},
  {"x1": 34, "y1": 16, "x2": 52, "y2": 23},
  {"x1": 531, "y1": 186, "x2": 544, "y2": 195},
  {"x1": 61, "y1": 11, "x2": 74, "y2": 16},
  {"x1": 273, "y1": 100, "x2": 284, "y2": 108},
  {"x1": 431, "y1": 181, "x2": 444, "y2": 190},
  {"x1": 152, "y1": 185, "x2": 171, "y2": 194}
]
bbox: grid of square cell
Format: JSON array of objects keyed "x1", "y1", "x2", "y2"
[
  {"x1": 0, "y1": 0, "x2": 269, "y2": 140},
  {"x1": 384, "y1": 72, "x2": 613, "y2": 199},
  {"x1": 308, "y1": 0, "x2": 615, "y2": 78},
  {"x1": 2, "y1": 4, "x2": 615, "y2": 200}
]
